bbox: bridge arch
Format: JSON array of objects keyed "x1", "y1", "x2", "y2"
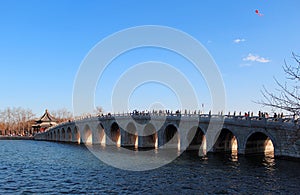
[
  {"x1": 57, "y1": 129, "x2": 61, "y2": 141},
  {"x1": 141, "y1": 123, "x2": 157, "y2": 148},
  {"x1": 213, "y1": 128, "x2": 238, "y2": 154},
  {"x1": 123, "y1": 122, "x2": 138, "y2": 148},
  {"x1": 245, "y1": 131, "x2": 275, "y2": 156},
  {"x1": 163, "y1": 124, "x2": 179, "y2": 149},
  {"x1": 53, "y1": 130, "x2": 57, "y2": 141},
  {"x1": 73, "y1": 126, "x2": 80, "y2": 144},
  {"x1": 83, "y1": 124, "x2": 92, "y2": 144},
  {"x1": 187, "y1": 126, "x2": 206, "y2": 155},
  {"x1": 66, "y1": 127, "x2": 72, "y2": 142},
  {"x1": 110, "y1": 122, "x2": 121, "y2": 146},
  {"x1": 61, "y1": 128, "x2": 66, "y2": 142}
]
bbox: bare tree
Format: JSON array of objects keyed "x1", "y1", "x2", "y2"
[
  {"x1": 24, "y1": 109, "x2": 35, "y2": 132},
  {"x1": 2, "y1": 107, "x2": 13, "y2": 134},
  {"x1": 13, "y1": 107, "x2": 22, "y2": 133},
  {"x1": 19, "y1": 108, "x2": 35, "y2": 134},
  {"x1": 0, "y1": 107, "x2": 36, "y2": 135},
  {"x1": 259, "y1": 53, "x2": 300, "y2": 115},
  {"x1": 0, "y1": 110, "x2": 5, "y2": 135},
  {"x1": 51, "y1": 108, "x2": 73, "y2": 123}
]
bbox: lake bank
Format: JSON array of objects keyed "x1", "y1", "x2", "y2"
[{"x1": 0, "y1": 136, "x2": 34, "y2": 140}]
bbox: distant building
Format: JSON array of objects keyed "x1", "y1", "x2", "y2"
[{"x1": 32, "y1": 109, "x2": 57, "y2": 134}]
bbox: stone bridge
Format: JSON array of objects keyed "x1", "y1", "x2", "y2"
[{"x1": 34, "y1": 113, "x2": 300, "y2": 158}]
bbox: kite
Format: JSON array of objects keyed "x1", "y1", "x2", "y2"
[{"x1": 255, "y1": 9, "x2": 263, "y2": 16}]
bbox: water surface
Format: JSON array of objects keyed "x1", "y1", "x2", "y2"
[{"x1": 0, "y1": 140, "x2": 299, "y2": 194}]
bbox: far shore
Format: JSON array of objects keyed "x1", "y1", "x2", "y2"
[{"x1": 0, "y1": 136, "x2": 34, "y2": 140}]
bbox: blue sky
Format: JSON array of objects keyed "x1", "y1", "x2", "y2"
[{"x1": 0, "y1": 0, "x2": 299, "y2": 116}]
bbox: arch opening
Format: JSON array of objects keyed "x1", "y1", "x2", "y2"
[
  {"x1": 141, "y1": 123, "x2": 157, "y2": 148},
  {"x1": 61, "y1": 128, "x2": 66, "y2": 141},
  {"x1": 53, "y1": 131, "x2": 57, "y2": 141},
  {"x1": 163, "y1": 124, "x2": 179, "y2": 150},
  {"x1": 57, "y1": 129, "x2": 61, "y2": 141},
  {"x1": 66, "y1": 127, "x2": 72, "y2": 142},
  {"x1": 245, "y1": 132, "x2": 274, "y2": 156},
  {"x1": 213, "y1": 129, "x2": 238, "y2": 155},
  {"x1": 123, "y1": 122, "x2": 138, "y2": 148},
  {"x1": 187, "y1": 127, "x2": 207, "y2": 156},
  {"x1": 110, "y1": 122, "x2": 121, "y2": 147}
]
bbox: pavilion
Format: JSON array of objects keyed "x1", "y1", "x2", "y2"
[{"x1": 32, "y1": 109, "x2": 57, "y2": 134}]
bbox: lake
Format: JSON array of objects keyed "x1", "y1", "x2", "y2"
[{"x1": 0, "y1": 140, "x2": 299, "y2": 194}]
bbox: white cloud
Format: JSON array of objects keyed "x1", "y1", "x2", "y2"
[
  {"x1": 234, "y1": 38, "x2": 246, "y2": 44},
  {"x1": 243, "y1": 53, "x2": 270, "y2": 63}
]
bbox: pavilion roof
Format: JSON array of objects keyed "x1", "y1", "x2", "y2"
[{"x1": 36, "y1": 109, "x2": 57, "y2": 123}]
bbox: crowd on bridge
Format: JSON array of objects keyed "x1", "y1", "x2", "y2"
[
  {"x1": 130, "y1": 109, "x2": 182, "y2": 116},
  {"x1": 95, "y1": 109, "x2": 298, "y2": 120}
]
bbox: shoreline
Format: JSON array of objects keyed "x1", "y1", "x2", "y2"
[{"x1": 0, "y1": 136, "x2": 34, "y2": 140}]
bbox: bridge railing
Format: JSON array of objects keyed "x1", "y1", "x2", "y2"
[{"x1": 42, "y1": 112, "x2": 299, "y2": 133}]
